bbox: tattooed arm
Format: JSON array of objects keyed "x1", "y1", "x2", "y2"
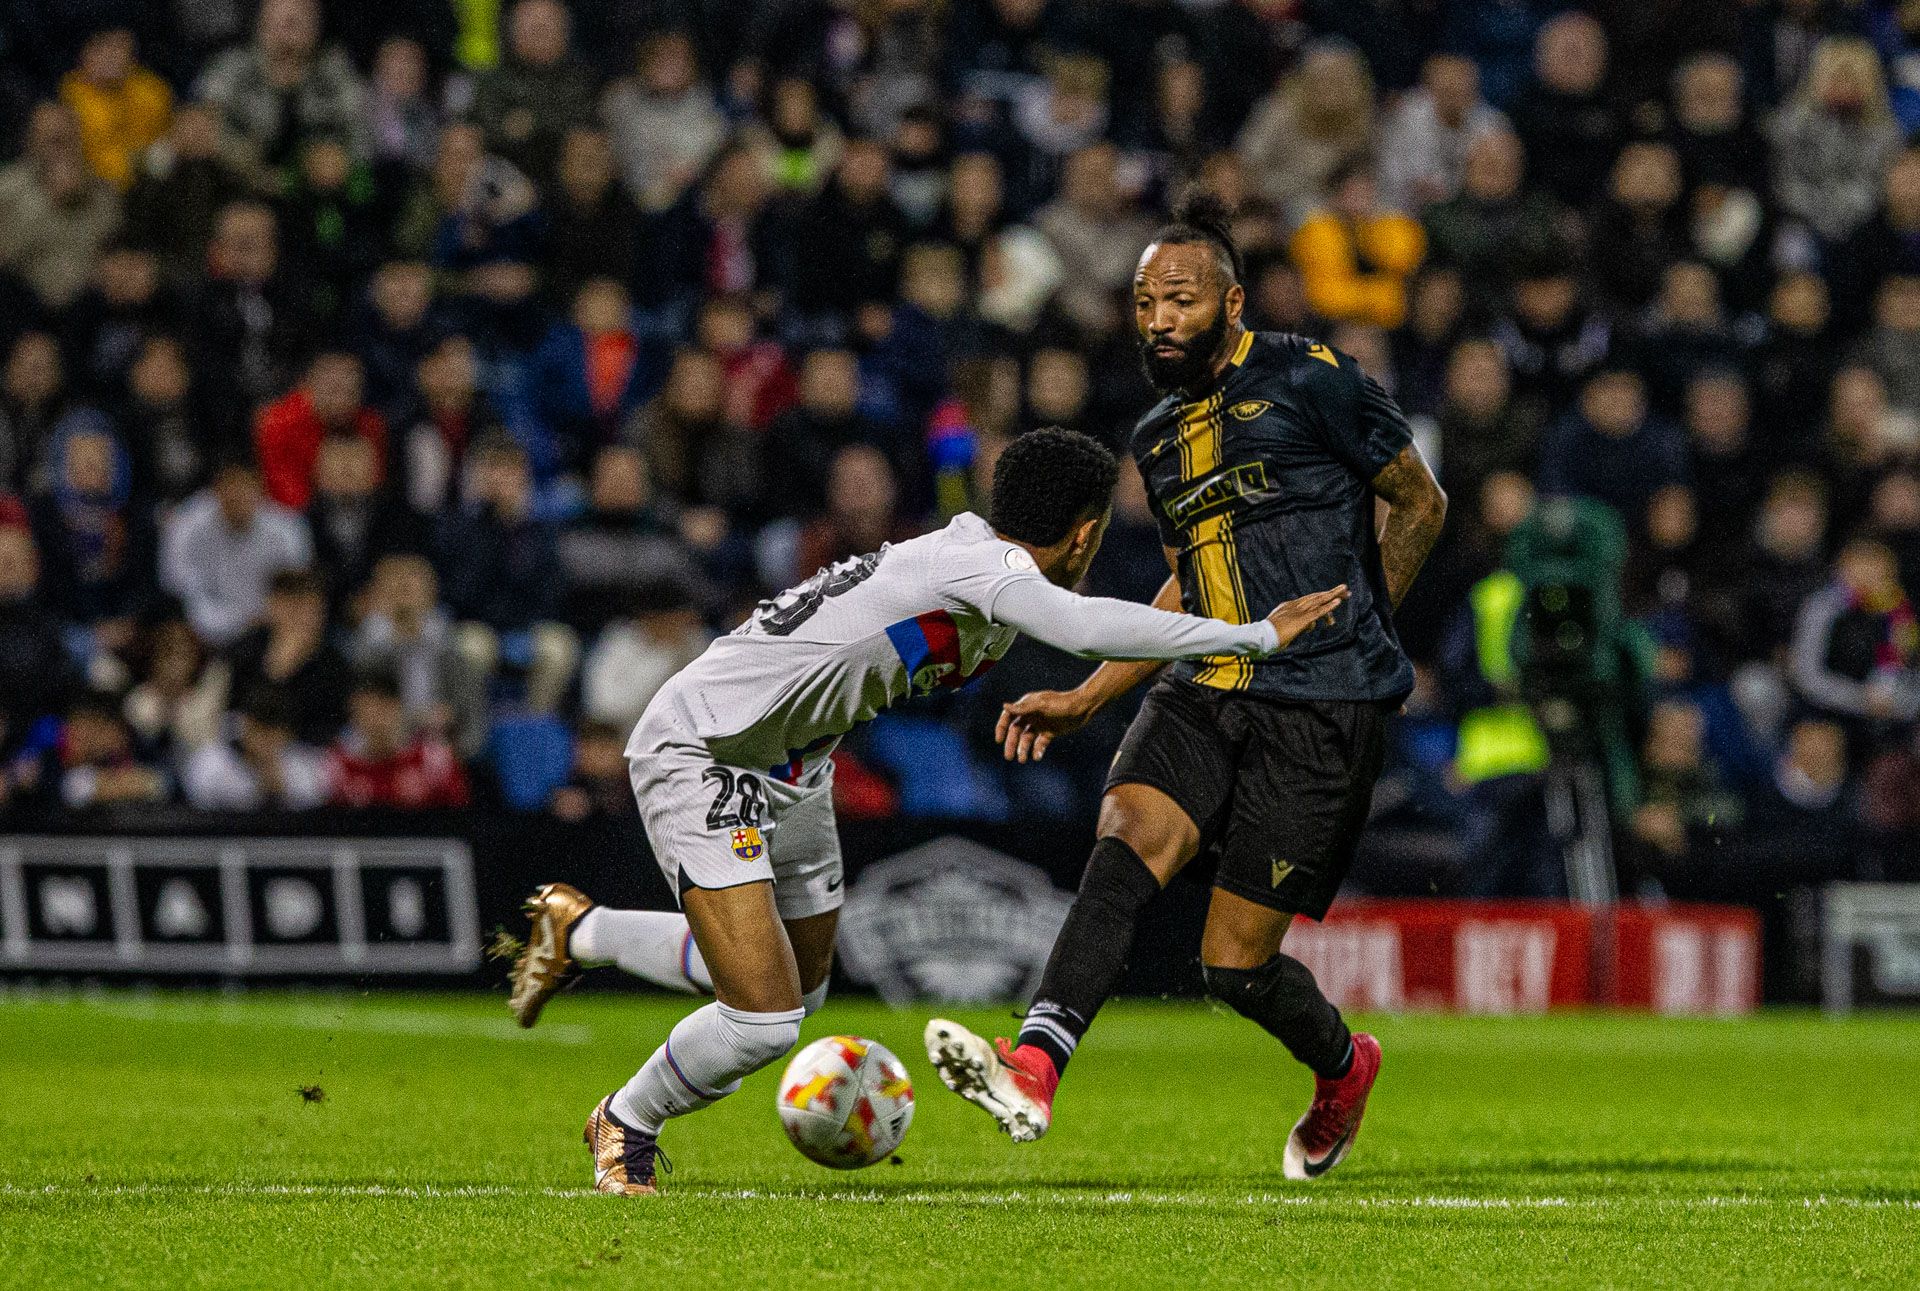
[{"x1": 1370, "y1": 442, "x2": 1447, "y2": 609}]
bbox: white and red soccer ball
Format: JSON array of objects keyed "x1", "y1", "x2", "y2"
[{"x1": 776, "y1": 1035, "x2": 915, "y2": 1168}]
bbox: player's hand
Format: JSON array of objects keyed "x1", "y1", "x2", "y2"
[
  {"x1": 996, "y1": 689, "x2": 1095, "y2": 763},
  {"x1": 1265, "y1": 585, "x2": 1350, "y2": 651}
]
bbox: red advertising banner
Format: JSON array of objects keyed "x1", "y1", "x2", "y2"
[{"x1": 1284, "y1": 900, "x2": 1760, "y2": 1015}]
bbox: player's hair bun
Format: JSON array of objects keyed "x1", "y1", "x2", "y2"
[
  {"x1": 1160, "y1": 187, "x2": 1243, "y2": 283},
  {"x1": 1171, "y1": 189, "x2": 1235, "y2": 242}
]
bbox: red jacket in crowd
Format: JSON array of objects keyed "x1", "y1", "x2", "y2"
[{"x1": 254, "y1": 390, "x2": 388, "y2": 510}]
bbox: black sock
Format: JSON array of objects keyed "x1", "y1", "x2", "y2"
[
  {"x1": 1017, "y1": 836, "x2": 1162, "y2": 1075},
  {"x1": 1202, "y1": 954, "x2": 1353, "y2": 1080}
]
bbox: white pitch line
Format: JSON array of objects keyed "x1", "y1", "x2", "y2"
[{"x1": 3, "y1": 1183, "x2": 1915, "y2": 1211}]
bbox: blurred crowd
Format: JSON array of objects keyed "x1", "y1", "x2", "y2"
[{"x1": 2, "y1": 0, "x2": 1919, "y2": 898}]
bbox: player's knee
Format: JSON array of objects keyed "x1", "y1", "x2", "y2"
[
  {"x1": 1202, "y1": 955, "x2": 1315, "y2": 1023},
  {"x1": 715, "y1": 1002, "x2": 805, "y2": 1071},
  {"x1": 1076, "y1": 836, "x2": 1163, "y2": 914},
  {"x1": 1097, "y1": 788, "x2": 1197, "y2": 881}
]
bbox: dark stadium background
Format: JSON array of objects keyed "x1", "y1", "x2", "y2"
[{"x1": 3, "y1": 0, "x2": 1920, "y2": 1003}]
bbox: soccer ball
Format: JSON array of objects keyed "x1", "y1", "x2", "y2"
[{"x1": 776, "y1": 1035, "x2": 915, "y2": 1169}]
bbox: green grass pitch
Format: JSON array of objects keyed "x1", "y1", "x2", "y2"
[{"x1": 3, "y1": 989, "x2": 1917, "y2": 1289}]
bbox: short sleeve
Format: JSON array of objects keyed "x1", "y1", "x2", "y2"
[{"x1": 1310, "y1": 351, "x2": 1414, "y2": 482}]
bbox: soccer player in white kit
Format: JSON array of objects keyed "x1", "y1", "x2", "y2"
[{"x1": 507, "y1": 428, "x2": 1351, "y2": 1194}]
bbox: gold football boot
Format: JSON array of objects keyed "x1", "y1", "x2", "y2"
[{"x1": 508, "y1": 882, "x2": 594, "y2": 1027}]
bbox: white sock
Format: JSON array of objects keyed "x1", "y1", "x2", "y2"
[
  {"x1": 572, "y1": 907, "x2": 712, "y2": 992},
  {"x1": 802, "y1": 980, "x2": 828, "y2": 1015},
  {"x1": 611, "y1": 1001, "x2": 804, "y2": 1133}
]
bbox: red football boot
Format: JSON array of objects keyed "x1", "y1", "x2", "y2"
[
  {"x1": 924, "y1": 1019, "x2": 1057, "y2": 1143},
  {"x1": 1282, "y1": 1032, "x2": 1381, "y2": 1180}
]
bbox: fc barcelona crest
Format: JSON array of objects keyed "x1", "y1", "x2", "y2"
[{"x1": 729, "y1": 826, "x2": 766, "y2": 862}]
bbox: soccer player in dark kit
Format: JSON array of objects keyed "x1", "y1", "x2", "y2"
[{"x1": 927, "y1": 194, "x2": 1447, "y2": 1180}]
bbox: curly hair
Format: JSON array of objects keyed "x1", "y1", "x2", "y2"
[
  {"x1": 1148, "y1": 188, "x2": 1243, "y2": 286},
  {"x1": 989, "y1": 426, "x2": 1120, "y2": 546}
]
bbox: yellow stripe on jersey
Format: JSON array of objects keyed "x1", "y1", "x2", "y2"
[{"x1": 1174, "y1": 389, "x2": 1253, "y2": 691}]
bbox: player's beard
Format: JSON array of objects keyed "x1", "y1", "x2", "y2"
[{"x1": 1138, "y1": 304, "x2": 1231, "y2": 396}]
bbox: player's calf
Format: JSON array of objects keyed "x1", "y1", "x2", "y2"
[{"x1": 1201, "y1": 954, "x2": 1353, "y2": 1079}]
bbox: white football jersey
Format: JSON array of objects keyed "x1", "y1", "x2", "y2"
[{"x1": 640, "y1": 512, "x2": 1032, "y2": 781}]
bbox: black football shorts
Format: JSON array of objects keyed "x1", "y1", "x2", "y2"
[{"x1": 1105, "y1": 677, "x2": 1391, "y2": 919}]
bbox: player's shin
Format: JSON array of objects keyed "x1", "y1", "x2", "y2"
[
  {"x1": 572, "y1": 907, "x2": 713, "y2": 993},
  {"x1": 1201, "y1": 954, "x2": 1354, "y2": 1079},
  {"x1": 611, "y1": 1001, "x2": 805, "y2": 1132},
  {"x1": 1016, "y1": 836, "x2": 1162, "y2": 1077}
]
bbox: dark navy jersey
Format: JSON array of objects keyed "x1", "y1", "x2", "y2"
[{"x1": 1129, "y1": 330, "x2": 1416, "y2": 703}]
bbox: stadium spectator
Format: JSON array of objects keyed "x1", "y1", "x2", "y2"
[
  {"x1": 1666, "y1": 52, "x2": 1765, "y2": 196},
  {"x1": 1422, "y1": 128, "x2": 1570, "y2": 313},
  {"x1": 362, "y1": 36, "x2": 439, "y2": 176},
  {"x1": 254, "y1": 350, "x2": 387, "y2": 511},
  {"x1": 188, "y1": 201, "x2": 306, "y2": 440},
  {"x1": 1853, "y1": 275, "x2": 1920, "y2": 417},
  {"x1": 0, "y1": 511, "x2": 75, "y2": 746},
  {"x1": 1490, "y1": 258, "x2": 1613, "y2": 424},
  {"x1": 226, "y1": 568, "x2": 351, "y2": 746},
  {"x1": 579, "y1": 578, "x2": 711, "y2": 735},
  {"x1": 52, "y1": 689, "x2": 168, "y2": 808},
  {"x1": 0, "y1": 331, "x2": 68, "y2": 497},
  {"x1": 158, "y1": 458, "x2": 312, "y2": 649},
  {"x1": 1539, "y1": 368, "x2": 1689, "y2": 533},
  {"x1": 1377, "y1": 52, "x2": 1509, "y2": 213},
  {"x1": 327, "y1": 668, "x2": 470, "y2": 809},
  {"x1": 1771, "y1": 37, "x2": 1904, "y2": 252},
  {"x1": 27, "y1": 409, "x2": 155, "y2": 648},
  {"x1": 602, "y1": 30, "x2": 728, "y2": 214},
  {"x1": 305, "y1": 431, "x2": 418, "y2": 613},
  {"x1": 122, "y1": 616, "x2": 226, "y2": 764},
  {"x1": 119, "y1": 336, "x2": 207, "y2": 510},
  {"x1": 625, "y1": 347, "x2": 759, "y2": 517},
  {"x1": 194, "y1": 0, "x2": 368, "y2": 175},
  {"x1": 1236, "y1": 40, "x2": 1375, "y2": 222},
  {"x1": 532, "y1": 278, "x2": 660, "y2": 475},
  {"x1": 1034, "y1": 142, "x2": 1155, "y2": 335},
  {"x1": 351, "y1": 553, "x2": 486, "y2": 759},
  {"x1": 59, "y1": 28, "x2": 172, "y2": 190},
  {"x1": 545, "y1": 128, "x2": 642, "y2": 306},
  {"x1": 1590, "y1": 142, "x2": 1688, "y2": 316},
  {"x1": 0, "y1": 101, "x2": 122, "y2": 310},
  {"x1": 354, "y1": 259, "x2": 447, "y2": 422},
  {"x1": 120, "y1": 104, "x2": 250, "y2": 284},
  {"x1": 740, "y1": 76, "x2": 844, "y2": 201},
  {"x1": 181, "y1": 682, "x2": 329, "y2": 810},
  {"x1": 1788, "y1": 536, "x2": 1920, "y2": 732},
  {"x1": 394, "y1": 334, "x2": 500, "y2": 516},
  {"x1": 555, "y1": 444, "x2": 698, "y2": 635},
  {"x1": 694, "y1": 294, "x2": 798, "y2": 433},
  {"x1": 468, "y1": 0, "x2": 596, "y2": 186},
  {"x1": 1289, "y1": 156, "x2": 1427, "y2": 330},
  {"x1": 547, "y1": 719, "x2": 639, "y2": 821},
  {"x1": 435, "y1": 434, "x2": 576, "y2": 716},
  {"x1": 1511, "y1": 10, "x2": 1621, "y2": 209},
  {"x1": 1433, "y1": 337, "x2": 1534, "y2": 506}
]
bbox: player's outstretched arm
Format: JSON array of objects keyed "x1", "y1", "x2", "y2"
[{"x1": 993, "y1": 579, "x2": 1350, "y2": 763}]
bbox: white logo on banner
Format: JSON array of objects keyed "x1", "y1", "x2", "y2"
[
  {"x1": 837, "y1": 837, "x2": 1072, "y2": 1006},
  {"x1": 39, "y1": 878, "x2": 98, "y2": 936},
  {"x1": 388, "y1": 877, "x2": 426, "y2": 938},
  {"x1": 153, "y1": 880, "x2": 211, "y2": 939},
  {"x1": 1455, "y1": 922, "x2": 1557, "y2": 1014},
  {"x1": 264, "y1": 877, "x2": 324, "y2": 939}
]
